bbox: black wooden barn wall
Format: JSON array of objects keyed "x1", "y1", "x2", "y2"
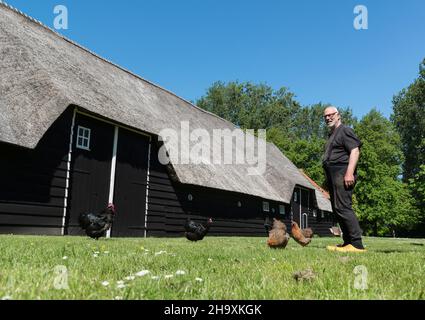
[
  {"x1": 0, "y1": 108, "x2": 73, "y2": 235},
  {"x1": 310, "y1": 208, "x2": 334, "y2": 235},
  {"x1": 0, "y1": 107, "x2": 333, "y2": 237}
]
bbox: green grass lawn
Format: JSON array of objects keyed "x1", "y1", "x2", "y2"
[{"x1": 0, "y1": 235, "x2": 424, "y2": 300}]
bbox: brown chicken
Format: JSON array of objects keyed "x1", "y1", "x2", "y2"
[
  {"x1": 302, "y1": 227, "x2": 314, "y2": 239},
  {"x1": 291, "y1": 221, "x2": 311, "y2": 247},
  {"x1": 267, "y1": 218, "x2": 290, "y2": 249}
]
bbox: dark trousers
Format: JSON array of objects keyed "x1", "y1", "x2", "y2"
[{"x1": 324, "y1": 164, "x2": 364, "y2": 249}]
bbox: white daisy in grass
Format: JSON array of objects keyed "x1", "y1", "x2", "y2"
[
  {"x1": 103, "y1": 251, "x2": 109, "y2": 254},
  {"x1": 271, "y1": 258, "x2": 276, "y2": 261},
  {"x1": 94, "y1": 251, "x2": 100, "y2": 254},
  {"x1": 116, "y1": 280, "x2": 124, "y2": 285},
  {"x1": 114, "y1": 296, "x2": 123, "y2": 300},
  {"x1": 175, "y1": 270, "x2": 186, "y2": 276},
  {"x1": 62, "y1": 256, "x2": 68, "y2": 260},
  {"x1": 136, "y1": 270, "x2": 150, "y2": 277},
  {"x1": 207, "y1": 258, "x2": 213, "y2": 261},
  {"x1": 125, "y1": 276, "x2": 136, "y2": 281},
  {"x1": 116, "y1": 284, "x2": 126, "y2": 289},
  {"x1": 151, "y1": 276, "x2": 160, "y2": 280},
  {"x1": 155, "y1": 250, "x2": 167, "y2": 256},
  {"x1": 195, "y1": 278, "x2": 203, "y2": 282},
  {"x1": 1, "y1": 295, "x2": 12, "y2": 300},
  {"x1": 164, "y1": 274, "x2": 174, "y2": 279},
  {"x1": 101, "y1": 281, "x2": 110, "y2": 287},
  {"x1": 93, "y1": 254, "x2": 99, "y2": 258}
]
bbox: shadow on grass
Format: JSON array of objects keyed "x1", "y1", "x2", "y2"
[{"x1": 373, "y1": 249, "x2": 423, "y2": 254}]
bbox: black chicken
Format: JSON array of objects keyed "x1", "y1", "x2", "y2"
[
  {"x1": 184, "y1": 217, "x2": 213, "y2": 241},
  {"x1": 79, "y1": 203, "x2": 116, "y2": 240}
]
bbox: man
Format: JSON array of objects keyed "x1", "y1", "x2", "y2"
[{"x1": 322, "y1": 106, "x2": 366, "y2": 253}]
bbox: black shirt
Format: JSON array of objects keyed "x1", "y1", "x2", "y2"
[{"x1": 323, "y1": 125, "x2": 362, "y2": 166}]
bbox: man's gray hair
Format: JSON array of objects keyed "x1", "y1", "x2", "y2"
[{"x1": 325, "y1": 106, "x2": 339, "y2": 114}]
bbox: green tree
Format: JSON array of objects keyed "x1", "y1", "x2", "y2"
[
  {"x1": 267, "y1": 126, "x2": 327, "y2": 186},
  {"x1": 354, "y1": 109, "x2": 419, "y2": 236},
  {"x1": 196, "y1": 81, "x2": 300, "y2": 130},
  {"x1": 392, "y1": 58, "x2": 425, "y2": 212}
]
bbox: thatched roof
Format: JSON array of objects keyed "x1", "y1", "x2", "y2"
[{"x1": 0, "y1": 2, "x2": 331, "y2": 211}]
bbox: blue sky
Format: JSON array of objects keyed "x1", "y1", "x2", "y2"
[{"x1": 4, "y1": 0, "x2": 425, "y2": 119}]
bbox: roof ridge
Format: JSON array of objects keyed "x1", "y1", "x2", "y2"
[{"x1": 0, "y1": 0, "x2": 232, "y2": 125}]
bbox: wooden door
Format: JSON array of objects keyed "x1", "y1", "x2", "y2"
[
  {"x1": 111, "y1": 129, "x2": 150, "y2": 237},
  {"x1": 66, "y1": 114, "x2": 114, "y2": 235}
]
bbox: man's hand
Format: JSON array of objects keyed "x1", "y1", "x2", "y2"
[
  {"x1": 344, "y1": 171, "x2": 355, "y2": 189},
  {"x1": 345, "y1": 147, "x2": 360, "y2": 189}
]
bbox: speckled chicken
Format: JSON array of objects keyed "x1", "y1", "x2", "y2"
[
  {"x1": 301, "y1": 227, "x2": 314, "y2": 239},
  {"x1": 267, "y1": 218, "x2": 290, "y2": 249}
]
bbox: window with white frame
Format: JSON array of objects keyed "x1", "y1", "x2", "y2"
[
  {"x1": 76, "y1": 126, "x2": 91, "y2": 150},
  {"x1": 279, "y1": 205, "x2": 285, "y2": 215},
  {"x1": 262, "y1": 201, "x2": 270, "y2": 212}
]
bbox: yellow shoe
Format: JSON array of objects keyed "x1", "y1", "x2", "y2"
[
  {"x1": 326, "y1": 244, "x2": 346, "y2": 251},
  {"x1": 335, "y1": 244, "x2": 367, "y2": 253}
]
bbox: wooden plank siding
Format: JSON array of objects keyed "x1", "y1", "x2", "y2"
[
  {"x1": 0, "y1": 108, "x2": 73, "y2": 235},
  {"x1": 305, "y1": 209, "x2": 335, "y2": 236}
]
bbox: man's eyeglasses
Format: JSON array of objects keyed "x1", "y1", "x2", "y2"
[{"x1": 323, "y1": 112, "x2": 338, "y2": 119}]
